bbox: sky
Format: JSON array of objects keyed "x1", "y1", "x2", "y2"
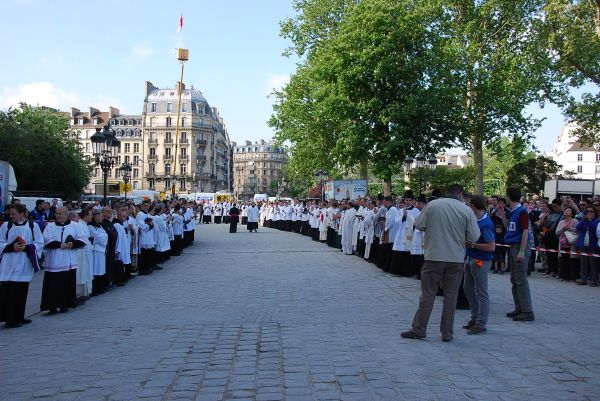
[{"x1": 0, "y1": 0, "x2": 581, "y2": 153}]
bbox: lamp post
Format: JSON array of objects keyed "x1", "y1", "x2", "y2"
[
  {"x1": 120, "y1": 163, "x2": 131, "y2": 202},
  {"x1": 248, "y1": 161, "x2": 255, "y2": 201},
  {"x1": 91, "y1": 126, "x2": 121, "y2": 206},
  {"x1": 403, "y1": 154, "x2": 438, "y2": 194},
  {"x1": 315, "y1": 169, "x2": 329, "y2": 202}
]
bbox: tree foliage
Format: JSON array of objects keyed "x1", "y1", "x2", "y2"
[
  {"x1": 543, "y1": 0, "x2": 600, "y2": 144},
  {"x1": 0, "y1": 105, "x2": 92, "y2": 198},
  {"x1": 506, "y1": 155, "x2": 562, "y2": 194}
]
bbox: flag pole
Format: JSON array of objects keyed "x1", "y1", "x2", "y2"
[{"x1": 172, "y1": 48, "x2": 189, "y2": 200}]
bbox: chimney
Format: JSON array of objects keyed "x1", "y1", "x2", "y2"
[
  {"x1": 145, "y1": 81, "x2": 156, "y2": 96},
  {"x1": 245, "y1": 140, "x2": 252, "y2": 146},
  {"x1": 109, "y1": 107, "x2": 120, "y2": 117},
  {"x1": 89, "y1": 107, "x2": 100, "y2": 117},
  {"x1": 177, "y1": 81, "x2": 186, "y2": 91},
  {"x1": 71, "y1": 107, "x2": 80, "y2": 117}
]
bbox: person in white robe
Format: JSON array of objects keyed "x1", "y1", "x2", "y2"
[
  {"x1": 363, "y1": 201, "x2": 378, "y2": 260},
  {"x1": 136, "y1": 200, "x2": 156, "y2": 275},
  {"x1": 214, "y1": 202, "x2": 223, "y2": 224},
  {"x1": 41, "y1": 207, "x2": 86, "y2": 314},
  {"x1": 183, "y1": 203, "x2": 196, "y2": 246},
  {"x1": 410, "y1": 194, "x2": 426, "y2": 278},
  {"x1": 390, "y1": 207, "x2": 416, "y2": 276},
  {"x1": 0, "y1": 204, "x2": 44, "y2": 328},
  {"x1": 319, "y1": 204, "x2": 328, "y2": 242},
  {"x1": 127, "y1": 205, "x2": 139, "y2": 275},
  {"x1": 152, "y1": 205, "x2": 171, "y2": 265},
  {"x1": 89, "y1": 210, "x2": 109, "y2": 295},
  {"x1": 114, "y1": 206, "x2": 132, "y2": 285},
  {"x1": 202, "y1": 202, "x2": 213, "y2": 224},
  {"x1": 341, "y1": 202, "x2": 357, "y2": 255},
  {"x1": 72, "y1": 209, "x2": 93, "y2": 301},
  {"x1": 171, "y1": 205, "x2": 184, "y2": 256},
  {"x1": 247, "y1": 203, "x2": 260, "y2": 232}
]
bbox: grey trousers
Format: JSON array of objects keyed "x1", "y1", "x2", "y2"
[
  {"x1": 508, "y1": 244, "x2": 533, "y2": 314},
  {"x1": 463, "y1": 257, "x2": 491, "y2": 326},
  {"x1": 579, "y1": 248, "x2": 599, "y2": 283},
  {"x1": 411, "y1": 260, "x2": 464, "y2": 340}
]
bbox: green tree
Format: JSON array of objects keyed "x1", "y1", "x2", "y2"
[
  {"x1": 0, "y1": 105, "x2": 92, "y2": 198},
  {"x1": 441, "y1": 0, "x2": 557, "y2": 195},
  {"x1": 543, "y1": 0, "x2": 600, "y2": 145},
  {"x1": 506, "y1": 155, "x2": 562, "y2": 194},
  {"x1": 272, "y1": 0, "x2": 462, "y2": 194}
]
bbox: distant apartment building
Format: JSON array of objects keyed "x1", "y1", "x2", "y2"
[
  {"x1": 436, "y1": 153, "x2": 469, "y2": 169},
  {"x1": 69, "y1": 107, "x2": 144, "y2": 194},
  {"x1": 551, "y1": 122, "x2": 599, "y2": 180},
  {"x1": 233, "y1": 140, "x2": 288, "y2": 200},
  {"x1": 141, "y1": 81, "x2": 232, "y2": 194}
]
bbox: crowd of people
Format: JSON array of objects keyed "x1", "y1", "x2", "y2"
[{"x1": 0, "y1": 198, "x2": 198, "y2": 328}]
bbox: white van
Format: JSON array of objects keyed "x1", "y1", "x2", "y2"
[{"x1": 16, "y1": 197, "x2": 63, "y2": 212}]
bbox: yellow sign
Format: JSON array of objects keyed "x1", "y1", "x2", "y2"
[
  {"x1": 120, "y1": 182, "x2": 132, "y2": 193},
  {"x1": 214, "y1": 194, "x2": 232, "y2": 204}
]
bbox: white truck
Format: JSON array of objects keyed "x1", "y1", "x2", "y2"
[{"x1": 0, "y1": 161, "x2": 17, "y2": 209}]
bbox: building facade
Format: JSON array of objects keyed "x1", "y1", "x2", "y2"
[
  {"x1": 551, "y1": 122, "x2": 599, "y2": 180},
  {"x1": 233, "y1": 140, "x2": 288, "y2": 200},
  {"x1": 69, "y1": 107, "x2": 144, "y2": 195},
  {"x1": 141, "y1": 81, "x2": 232, "y2": 194}
]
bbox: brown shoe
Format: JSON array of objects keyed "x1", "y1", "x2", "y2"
[
  {"x1": 462, "y1": 320, "x2": 476, "y2": 330},
  {"x1": 401, "y1": 330, "x2": 425, "y2": 340}
]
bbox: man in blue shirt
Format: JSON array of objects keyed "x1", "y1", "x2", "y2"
[{"x1": 463, "y1": 195, "x2": 496, "y2": 334}]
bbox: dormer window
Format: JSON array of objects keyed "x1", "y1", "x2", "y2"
[
  {"x1": 151, "y1": 102, "x2": 157, "y2": 112},
  {"x1": 78, "y1": 118, "x2": 84, "y2": 125},
  {"x1": 167, "y1": 103, "x2": 173, "y2": 113},
  {"x1": 92, "y1": 117, "x2": 98, "y2": 125}
]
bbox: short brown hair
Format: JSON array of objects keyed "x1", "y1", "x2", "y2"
[
  {"x1": 470, "y1": 195, "x2": 487, "y2": 211},
  {"x1": 10, "y1": 204, "x2": 27, "y2": 215}
]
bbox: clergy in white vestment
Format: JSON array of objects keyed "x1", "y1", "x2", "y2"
[
  {"x1": 127, "y1": 206, "x2": 139, "y2": 273},
  {"x1": 247, "y1": 203, "x2": 260, "y2": 232},
  {"x1": 409, "y1": 194, "x2": 427, "y2": 278},
  {"x1": 136, "y1": 200, "x2": 156, "y2": 275},
  {"x1": 363, "y1": 201, "x2": 378, "y2": 260},
  {"x1": 89, "y1": 210, "x2": 109, "y2": 295},
  {"x1": 377, "y1": 197, "x2": 398, "y2": 271},
  {"x1": 152, "y1": 205, "x2": 171, "y2": 265},
  {"x1": 183, "y1": 203, "x2": 196, "y2": 246},
  {"x1": 214, "y1": 202, "x2": 223, "y2": 224},
  {"x1": 72, "y1": 209, "x2": 93, "y2": 301},
  {"x1": 0, "y1": 204, "x2": 44, "y2": 328},
  {"x1": 318, "y1": 205, "x2": 328, "y2": 242},
  {"x1": 114, "y1": 206, "x2": 132, "y2": 284},
  {"x1": 341, "y1": 202, "x2": 357, "y2": 255},
  {"x1": 41, "y1": 207, "x2": 86, "y2": 314},
  {"x1": 390, "y1": 207, "x2": 415, "y2": 276},
  {"x1": 171, "y1": 205, "x2": 184, "y2": 256},
  {"x1": 202, "y1": 202, "x2": 213, "y2": 224}
]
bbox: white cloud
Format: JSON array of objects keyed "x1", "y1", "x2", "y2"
[
  {"x1": 0, "y1": 82, "x2": 122, "y2": 112},
  {"x1": 132, "y1": 44, "x2": 153, "y2": 60},
  {"x1": 265, "y1": 73, "x2": 290, "y2": 96}
]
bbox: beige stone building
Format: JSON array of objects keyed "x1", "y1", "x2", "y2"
[
  {"x1": 233, "y1": 140, "x2": 288, "y2": 200},
  {"x1": 69, "y1": 106, "x2": 143, "y2": 194},
  {"x1": 142, "y1": 81, "x2": 232, "y2": 194}
]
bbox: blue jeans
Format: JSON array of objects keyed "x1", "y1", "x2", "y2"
[{"x1": 463, "y1": 257, "x2": 491, "y2": 326}]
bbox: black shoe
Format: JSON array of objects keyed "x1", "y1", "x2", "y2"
[
  {"x1": 47, "y1": 309, "x2": 58, "y2": 316},
  {"x1": 400, "y1": 330, "x2": 426, "y2": 340},
  {"x1": 21, "y1": 319, "x2": 32, "y2": 325},
  {"x1": 506, "y1": 310, "x2": 520, "y2": 318},
  {"x1": 513, "y1": 312, "x2": 535, "y2": 322},
  {"x1": 467, "y1": 324, "x2": 487, "y2": 335},
  {"x1": 5, "y1": 322, "x2": 22, "y2": 329},
  {"x1": 462, "y1": 320, "x2": 476, "y2": 330},
  {"x1": 442, "y1": 337, "x2": 453, "y2": 342},
  {"x1": 154, "y1": 266, "x2": 164, "y2": 270},
  {"x1": 59, "y1": 308, "x2": 68, "y2": 313}
]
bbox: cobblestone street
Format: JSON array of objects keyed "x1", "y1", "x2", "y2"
[{"x1": 1, "y1": 223, "x2": 600, "y2": 401}]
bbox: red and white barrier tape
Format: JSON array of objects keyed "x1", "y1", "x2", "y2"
[{"x1": 496, "y1": 243, "x2": 600, "y2": 257}]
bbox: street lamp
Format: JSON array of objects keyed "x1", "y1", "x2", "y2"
[
  {"x1": 248, "y1": 161, "x2": 256, "y2": 200},
  {"x1": 315, "y1": 169, "x2": 329, "y2": 202},
  {"x1": 119, "y1": 160, "x2": 139, "y2": 202},
  {"x1": 403, "y1": 154, "x2": 437, "y2": 194},
  {"x1": 91, "y1": 126, "x2": 120, "y2": 206}
]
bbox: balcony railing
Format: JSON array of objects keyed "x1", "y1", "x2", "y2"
[
  {"x1": 196, "y1": 139, "x2": 207, "y2": 146},
  {"x1": 147, "y1": 154, "x2": 158, "y2": 161},
  {"x1": 163, "y1": 154, "x2": 173, "y2": 161},
  {"x1": 164, "y1": 138, "x2": 173, "y2": 144},
  {"x1": 196, "y1": 155, "x2": 207, "y2": 162},
  {"x1": 179, "y1": 139, "x2": 189, "y2": 145},
  {"x1": 148, "y1": 138, "x2": 158, "y2": 145}
]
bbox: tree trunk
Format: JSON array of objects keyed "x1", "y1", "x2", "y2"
[
  {"x1": 472, "y1": 132, "x2": 484, "y2": 195},
  {"x1": 383, "y1": 177, "x2": 392, "y2": 196},
  {"x1": 360, "y1": 159, "x2": 368, "y2": 180},
  {"x1": 595, "y1": 0, "x2": 600, "y2": 37}
]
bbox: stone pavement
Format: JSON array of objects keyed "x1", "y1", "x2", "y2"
[{"x1": 1, "y1": 223, "x2": 600, "y2": 401}]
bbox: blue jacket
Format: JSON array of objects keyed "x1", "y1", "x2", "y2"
[{"x1": 575, "y1": 218, "x2": 600, "y2": 250}]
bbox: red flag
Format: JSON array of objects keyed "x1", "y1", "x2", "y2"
[{"x1": 177, "y1": 14, "x2": 183, "y2": 33}]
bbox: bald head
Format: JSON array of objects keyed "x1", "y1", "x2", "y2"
[
  {"x1": 55, "y1": 207, "x2": 69, "y2": 223},
  {"x1": 102, "y1": 207, "x2": 112, "y2": 220}
]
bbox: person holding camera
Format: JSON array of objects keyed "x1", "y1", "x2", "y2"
[{"x1": 575, "y1": 206, "x2": 600, "y2": 286}]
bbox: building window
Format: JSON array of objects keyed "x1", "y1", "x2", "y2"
[
  {"x1": 149, "y1": 164, "x2": 155, "y2": 174},
  {"x1": 125, "y1": 143, "x2": 131, "y2": 153},
  {"x1": 180, "y1": 180, "x2": 186, "y2": 190},
  {"x1": 181, "y1": 117, "x2": 186, "y2": 127},
  {"x1": 150, "y1": 117, "x2": 156, "y2": 127},
  {"x1": 167, "y1": 103, "x2": 173, "y2": 112},
  {"x1": 165, "y1": 164, "x2": 171, "y2": 175},
  {"x1": 181, "y1": 132, "x2": 187, "y2": 142},
  {"x1": 133, "y1": 155, "x2": 139, "y2": 164},
  {"x1": 149, "y1": 147, "x2": 156, "y2": 156},
  {"x1": 578, "y1": 153, "x2": 583, "y2": 161},
  {"x1": 85, "y1": 143, "x2": 91, "y2": 152},
  {"x1": 151, "y1": 103, "x2": 157, "y2": 112},
  {"x1": 134, "y1": 143, "x2": 140, "y2": 153},
  {"x1": 166, "y1": 117, "x2": 172, "y2": 127},
  {"x1": 133, "y1": 168, "x2": 139, "y2": 178},
  {"x1": 94, "y1": 168, "x2": 99, "y2": 177},
  {"x1": 148, "y1": 179, "x2": 154, "y2": 189},
  {"x1": 133, "y1": 181, "x2": 139, "y2": 190},
  {"x1": 180, "y1": 164, "x2": 186, "y2": 174},
  {"x1": 165, "y1": 147, "x2": 171, "y2": 157},
  {"x1": 578, "y1": 165, "x2": 583, "y2": 173},
  {"x1": 78, "y1": 118, "x2": 84, "y2": 125},
  {"x1": 165, "y1": 179, "x2": 170, "y2": 189},
  {"x1": 182, "y1": 103, "x2": 187, "y2": 112}
]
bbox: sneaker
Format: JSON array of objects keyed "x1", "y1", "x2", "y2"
[
  {"x1": 467, "y1": 323, "x2": 487, "y2": 335},
  {"x1": 506, "y1": 310, "x2": 520, "y2": 318},
  {"x1": 513, "y1": 312, "x2": 535, "y2": 322},
  {"x1": 462, "y1": 320, "x2": 476, "y2": 329},
  {"x1": 400, "y1": 330, "x2": 426, "y2": 340}
]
